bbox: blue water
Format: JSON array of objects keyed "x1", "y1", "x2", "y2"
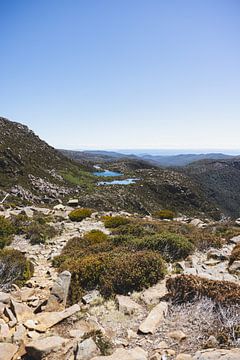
[
  {"x1": 98, "y1": 178, "x2": 139, "y2": 185},
  {"x1": 93, "y1": 170, "x2": 122, "y2": 177}
]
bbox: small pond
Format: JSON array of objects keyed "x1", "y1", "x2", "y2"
[
  {"x1": 93, "y1": 170, "x2": 123, "y2": 177},
  {"x1": 98, "y1": 178, "x2": 139, "y2": 186}
]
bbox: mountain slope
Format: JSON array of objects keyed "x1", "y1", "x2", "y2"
[
  {"x1": 185, "y1": 158, "x2": 240, "y2": 218},
  {"x1": 0, "y1": 117, "x2": 93, "y2": 203}
]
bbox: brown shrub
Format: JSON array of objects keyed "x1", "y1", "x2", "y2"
[
  {"x1": 166, "y1": 275, "x2": 240, "y2": 305},
  {"x1": 59, "y1": 250, "x2": 166, "y2": 302},
  {"x1": 229, "y1": 243, "x2": 240, "y2": 266}
]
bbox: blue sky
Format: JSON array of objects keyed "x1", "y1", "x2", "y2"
[{"x1": 0, "y1": 0, "x2": 240, "y2": 150}]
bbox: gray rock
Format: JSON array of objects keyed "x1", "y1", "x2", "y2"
[
  {"x1": 26, "y1": 336, "x2": 67, "y2": 359},
  {"x1": 75, "y1": 338, "x2": 99, "y2": 360},
  {"x1": 138, "y1": 302, "x2": 168, "y2": 334},
  {"x1": 45, "y1": 270, "x2": 71, "y2": 311}
]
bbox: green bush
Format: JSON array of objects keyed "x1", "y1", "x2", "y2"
[
  {"x1": 26, "y1": 222, "x2": 58, "y2": 245},
  {"x1": 153, "y1": 210, "x2": 175, "y2": 220},
  {"x1": 69, "y1": 208, "x2": 93, "y2": 222},
  {"x1": 0, "y1": 248, "x2": 34, "y2": 289},
  {"x1": 83, "y1": 230, "x2": 108, "y2": 243},
  {"x1": 103, "y1": 216, "x2": 130, "y2": 228},
  {"x1": 128, "y1": 232, "x2": 194, "y2": 261},
  {"x1": 111, "y1": 222, "x2": 156, "y2": 237},
  {"x1": 0, "y1": 216, "x2": 14, "y2": 249},
  {"x1": 60, "y1": 250, "x2": 166, "y2": 302}
]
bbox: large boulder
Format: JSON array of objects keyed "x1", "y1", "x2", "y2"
[{"x1": 138, "y1": 301, "x2": 168, "y2": 334}]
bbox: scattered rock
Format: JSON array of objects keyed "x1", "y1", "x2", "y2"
[
  {"x1": 193, "y1": 348, "x2": 240, "y2": 359},
  {"x1": 116, "y1": 295, "x2": 143, "y2": 315},
  {"x1": 26, "y1": 336, "x2": 68, "y2": 359},
  {"x1": 90, "y1": 347, "x2": 147, "y2": 360},
  {"x1": 0, "y1": 292, "x2": 11, "y2": 304},
  {"x1": 4, "y1": 307, "x2": 17, "y2": 327},
  {"x1": 0, "y1": 323, "x2": 10, "y2": 341},
  {"x1": 32, "y1": 304, "x2": 80, "y2": 332},
  {"x1": 138, "y1": 302, "x2": 168, "y2": 334},
  {"x1": 75, "y1": 338, "x2": 100, "y2": 360},
  {"x1": 204, "y1": 335, "x2": 219, "y2": 349},
  {"x1": 168, "y1": 330, "x2": 187, "y2": 341},
  {"x1": 13, "y1": 324, "x2": 26, "y2": 343},
  {"x1": 11, "y1": 300, "x2": 33, "y2": 322}
]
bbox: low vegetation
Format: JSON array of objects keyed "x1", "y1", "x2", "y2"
[
  {"x1": 60, "y1": 250, "x2": 166, "y2": 302},
  {"x1": 103, "y1": 215, "x2": 130, "y2": 228},
  {"x1": 229, "y1": 243, "x2": 240, "y2": 266},
  {"x1": 69, "y1": 208, "x2": 93, "y2": 222},
  {"x1": 167, "y1": 274, "x2": 240, "y2": 305},
  {"x1": 0, "y1": 215, "x2": 14, "y2": 248},
  {"x1": 153, "y1": 209, "x2": 175, "y2": 220},
  {"x1": 0, "y1": 248, "x2": 34, "y2": 290},
  {"x1": 53, "y1": 215, "x2": 232, "y2": 303}
]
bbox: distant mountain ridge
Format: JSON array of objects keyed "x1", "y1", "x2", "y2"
[{"x1": 60, "y1": 149, "x2": 234, "y2": 167}]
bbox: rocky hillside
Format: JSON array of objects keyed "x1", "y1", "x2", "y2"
[
  {"x1": 0, "y1": 117, "x2": 94, "y2": 204},
  {"x1": 185, "y1": 158, "x2": 240, "y2": 218}
]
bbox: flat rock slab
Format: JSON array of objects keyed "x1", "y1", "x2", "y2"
[
  {"x1": 193, "y1": 349, "x2": 240, "y2": 360},
  {"x1": 91, "y1": 347, "x2": 147, "y2": 360},
  {"x1": 116, "y1": 295, "x2": 143, "y2": 315},
  {"x1": 11, "y1": 300, "x2": 33, "y2": 322},
  {"x1": 30, "y1": 304, "x2": 80, "y2": 332},
  {"x1": 138, "y1": 301, "x2": 168, "y2": 334},
  {"x1": 26, "y1": 336, "x2": 67, "y2": 359},
  {"x1": 0, "y1": 343, "x2": 19, "y2": 360}
]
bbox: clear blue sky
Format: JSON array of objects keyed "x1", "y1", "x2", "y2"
[{"x1": 0, "y1": 0, "x2": 240, "y2": 150}]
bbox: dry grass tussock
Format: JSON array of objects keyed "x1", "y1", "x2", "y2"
[{"x1": 165, "y1": 298, "x2": 240, "y2": 353}]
